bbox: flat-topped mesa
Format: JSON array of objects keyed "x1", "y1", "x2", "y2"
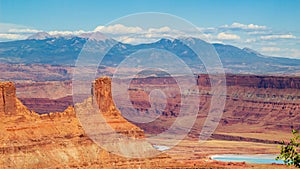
[
  {"x1": 0, "y1": 82, "x2": 16, "y2": 116},
  {"x1": 197, "y1": 74, "x2": 300, "y2": 89},
  {"x1": 92, "y1": 76, "x2": 119, "y2": 115}
]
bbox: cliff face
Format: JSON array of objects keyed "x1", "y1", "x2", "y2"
[
  {"x1": 14, "y1": 74, "x2": 300, "y2": 134},
  {"x1": 19, "y1": 96, "x2": 73, "y2": 114},
  {"x1": 198, "y1": 74, "x2": 300, "y2": 89},
  {"x1": 92, "y1": 77, "x2": 119, "y2": 115},
  {"x1": 119, "y1": 74, "x2": 300, "y2": 137},
  {"x1": 0, "y1": 78, "x2": 288, "y2": 169},
  {"x1": 2, "y1": 79, "x2": 215, "y2": 169},
  {"x1": 91, "y1": 76, "x2": 145, "y2": 138},
  {"x1": 0, "y1": 82, "x2": 16, "y2": 116}
]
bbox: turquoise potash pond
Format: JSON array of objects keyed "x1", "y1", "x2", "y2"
[{"x1": 210, "y1": 154, "x2": 285, "y2": 164}]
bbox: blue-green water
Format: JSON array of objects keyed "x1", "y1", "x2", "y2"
[
  {"x1": 152, "y1": 145, "x2": 170, "y2": 151},
  {"x1": 211, "y1": 154, "x2": 285, "y2": 164}
]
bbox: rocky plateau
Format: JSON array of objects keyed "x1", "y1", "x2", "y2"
[{"x1": 1, "y1": 77, "x2": 253, "y2": 169}]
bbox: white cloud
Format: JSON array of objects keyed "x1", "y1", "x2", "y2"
[
  {"x1": 260, "y1": 47, "x2": 281, "y2": 52},
  {"x1": 8, "y1": 28, "x2": 42, "y2": 33},
  {"x1": 221, "y1": 22, "x2": 267, "y2": 30},
  {"x1": 48, "y1": 30, "x2": 87, "y2": 36},
  {"x1": 0, "y1": 23, "x2": 28, "y2": 33},
  {"x1": 0, "y1": 23, "x2": 42, "y2": 41},
  {"x1": 148, "y1": 26, "x2": 172, "y2": 33},
  {"x1": 194, "y1": 34, "x2": 214, "y2": 40},
  {"x1": 0, "y1": 22, "x2": 299, "y2": 59},
  {"x1": 117, "y1": 36, "x2": 159, "y2": 44},
  {"x1": 0, "y1": 33, "x2": 28, "y2": 40},
  {"x1": 259, "y1": 47, "x2": 300, "y2": 59},
  {"x1": 92, "y1": 24, "x2": 192, "y2": 43},
  {"x1": 247, "y1": 31, "x2": 271, "y2": 35},
  {"x1": 288, "y1": 48, "x2": 300, "y2": 58},
  {"x1": 197, "y1": 27, "x2": 217, "y2": 33},
  {"x1": 217, "y1": 32, "x2": 240, "y2": 40},
  {"x1": 245, "y1": 38, "x2": 257, "y2": 43},
  {"x1": 95, "y1": 24, "x2": 143, "y2": 34},
  {"x1": 260, "y1": 34, "x2": 296, "y2": 40}
]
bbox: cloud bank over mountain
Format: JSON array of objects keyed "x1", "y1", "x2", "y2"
[{"x1": 0, "y1": 22, "x2": 299, "y2": 59}]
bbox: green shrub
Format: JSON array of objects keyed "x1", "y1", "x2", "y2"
[{"x1": 276, "y1": 129, "x2": 300, "y2": 168}]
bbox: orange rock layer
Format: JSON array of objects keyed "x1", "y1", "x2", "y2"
[
  {"x1": 0, "y1": 77, "x2": 234, "y2": 169},
  {"x1": 0, "y1": 82, "x2": 16, "y2": 116}
]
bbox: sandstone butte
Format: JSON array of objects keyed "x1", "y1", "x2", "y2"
[{"x1": 0, "y1": 77, "x2": 248, "y2": 169}]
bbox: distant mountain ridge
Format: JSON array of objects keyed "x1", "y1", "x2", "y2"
[
  {"x1": 1, "y1": 34, "x2": 300, "y2": 74},
  {"x1": 27, "y1": 32, "x2": 52, "y2": 40}
]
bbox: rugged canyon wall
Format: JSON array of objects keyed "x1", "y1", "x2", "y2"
[
  {"x1": 14, "y1": 74, "x2": 300, "y2": 136},
  {"x1": 15, "y1": 74, "x2": 300, "y2": 134},
  {"x1": 92, "y1": 77, "x2": 120, "y2": 114},
  {"x1": 91, "y1": 76, "x2": 145, "y2": 138},
  {"x1": 126, "y1": 74, "x2": 300, "y2": 89},
  {"x1": 123, "y1": 74, "x2": 300, "y2": 136},
  {"x1": 198, "y1": 74, "x2": 300, "y2": 89},
  {"x1": 2, "y1": 75, "x2": 293, "y2": 168},
  {"x1": 0, "y1": 82, "x2": 16, "y2": 116},
  {"x1": 2, "y1": 79, "x2": 226, "y2": 169}
]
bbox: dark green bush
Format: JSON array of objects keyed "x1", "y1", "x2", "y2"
[{"x1": 276, "y1": 129, "x2": 300, "y2": 168}]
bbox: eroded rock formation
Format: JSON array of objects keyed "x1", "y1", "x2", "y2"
[
  {"x1": 91, "y1": 76, "x2": 145, "y2": 138},
  {"x1": 15, "y1": 74, "x2": 300, "y2": 139},
  {"x1": 0, "y1": 82, "x2": 16, "y2": 116},
  {"x1": 117, "y1": 74, "x2": 300, "y2": 138},
  {"x1": 92, "y1": 77, "x2": 120, "y2": 115},
  {"x1": 197, "y1": 74, "x2": 300, "y2": 89},
  {"x1": 1, "y1": 78, "x2": 232, "y2": 169}
]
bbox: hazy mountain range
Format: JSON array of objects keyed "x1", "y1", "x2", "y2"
[{"x1": 1, "y1": 32, "x2": 300, "y2": 74}]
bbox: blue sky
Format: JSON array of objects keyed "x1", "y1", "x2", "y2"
[{"x1": 0, "y1": 0, "x2": 299, "y2": 58}]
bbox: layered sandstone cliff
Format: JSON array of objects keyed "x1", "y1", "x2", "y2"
[
  {"x1": 0, "y1": 82, "x2": 16, "y2": 116},
  {"x1": 91, "y1": 76, "x2": 145, "y2": 138},
  {"x1": 1, "y1": 78, "x2": 231, "y2": 169},
  {"x1": 117, "y1": 75, "x2": 300, "y2": 138},
  {"x1": 15, "y1": 74, "x2": 300, "y2": 137},
  {"x1": 197, "y1": 74, "x2": 300, "y2": 89}
]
